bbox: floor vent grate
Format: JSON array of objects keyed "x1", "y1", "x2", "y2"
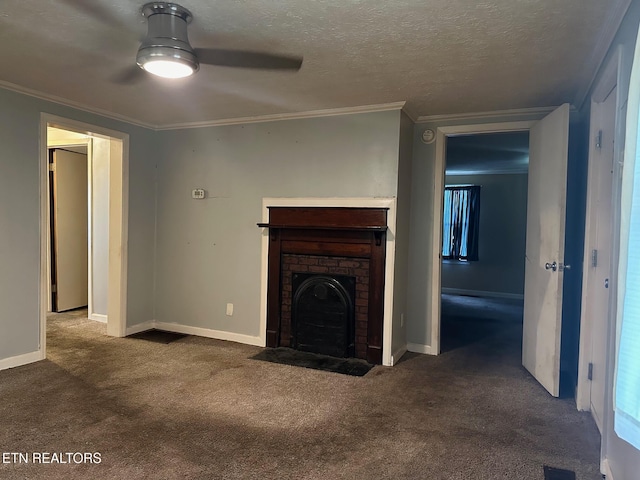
[
  {"x1": 128, "y1": 329, "x2": 188, "y2": 344},
  {"x1": 543, "y1": 466, "x2": 576, "y2": 480}
]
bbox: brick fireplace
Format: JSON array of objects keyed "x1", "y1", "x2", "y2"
[
  {"x1": 282, "y1": 254, "x2": 369, "y2": 358},
  {"x1": 259, "y1": 206, "x2": 388, "y2": 364}
]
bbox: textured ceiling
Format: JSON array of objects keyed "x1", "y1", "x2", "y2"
[{"x1": 0, "y1": 1, "x2": 627, "y2": 127}]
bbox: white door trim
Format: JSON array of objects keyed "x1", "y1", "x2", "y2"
[
  {"x1": 576, "y1": 49, "x2": 622, "y2": 413},
  {"x1": 85, "y1": 138, "x2": 95, "y2": 320},
  {"x1": 430, "y1": 121, "x2": 537, "y2": 355},
  {"x1": 40, "y1": 114, "x2": 129, "y2": 357}
]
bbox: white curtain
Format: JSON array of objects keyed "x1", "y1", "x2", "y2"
[{"x1": 615, "y1": 24, "x2": 640, "y2": 450}]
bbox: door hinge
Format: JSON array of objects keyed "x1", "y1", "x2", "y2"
[
  {"x1": 591, "y1": 249, "x2": 598, "y2": 267},
  {"x1": 596, "y1": 130, "x2": 603, "y2": 149},
  {"x1": 588, "y1": 362, "x2": 593, "y2": 381},
  {"x1": 51, "y1": 284, "x2": 57, "y2": 294},
  {"x1": 48, "y1": 163, "x2": 56, "y2": 172}
]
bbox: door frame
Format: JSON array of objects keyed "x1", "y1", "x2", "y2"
[
  {"x1": 429, "y1": 120, "x2": 538, "y2": 355},
  {"x1": 576, "y1": 50, "x2": 622, "y2": 412},
  {"x1": 39, "y1": 113, "x2": 130, "y2": 356}
]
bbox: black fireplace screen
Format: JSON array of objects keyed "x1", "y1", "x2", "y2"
[{"x1": 291, "y1": 273, "x2": 356, "y2": 358}]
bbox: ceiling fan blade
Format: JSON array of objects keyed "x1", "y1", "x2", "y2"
[
  {"x1": 195, "y1": 48, "x2": 303, "y2": 71},
  {"x1": 111, "y1": 65, "x2": 146, "y2": 85}
]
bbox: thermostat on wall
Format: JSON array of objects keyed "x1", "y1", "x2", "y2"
[{"x1": 192, "y1": 189, "x2": 206, "y2": 199}]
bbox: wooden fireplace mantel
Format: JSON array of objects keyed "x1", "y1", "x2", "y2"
[
  {"x1": 259, "y1": 206, "x2": 388, "y2": 229},
  {"x1": 257, "y1": 223, "x2": 387, "y2": 232}
]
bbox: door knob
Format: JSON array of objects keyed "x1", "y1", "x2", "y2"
[
  {"x1": 545, "y1": 261, "x2": 558, "y2": 272},
  {"x1": 559, "y1": 263, "x2": 571, "y2": 272}
]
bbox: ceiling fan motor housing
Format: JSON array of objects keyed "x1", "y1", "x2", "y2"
[{"x1": 136, "y1": 2, "x2": 199, "y2": 74}]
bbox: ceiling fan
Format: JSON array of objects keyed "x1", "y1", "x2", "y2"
[{"x1": 62, "y1": 1, "x2": 303, "y2": 83}]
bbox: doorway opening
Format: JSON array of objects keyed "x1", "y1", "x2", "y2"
[
  {"x1": 440, "y1": 131, "x2": 529, "y2": 357},
  {"x1": 47, "y1": 130, "x2": 91, "y2": 315},
  {"x1": 40, "y1": 114, "x2": 129, "y2": 357},
  {"x1": 429, "y1": 106, "x2": 576, "y2": 399}
]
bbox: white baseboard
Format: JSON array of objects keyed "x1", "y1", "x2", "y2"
[
  {"x1": 125, "y1": 321, "x2": 156, "y2": 336},
  {"x1": 441, "y1": 288, "x2": 524, "y2": 300},
  {"x1": 89, "y1": 313, "x2": 108, "y2": 323},
  {"x1": 602, "y1": 458, "x2": 614, "y2": 480},
  {"x1": 154, "y1": 322, "x2": 265, "y2": 347},
  {"x1": 0, "y1": 350, "x2": 44, "y2": 371},
  {"x1": 407, "y1": 342, "x2": 436, "y2": 355},
  {"x1": 391, "y1": 345, "x2": 408, "y2": 366},
  {"x1": 125, "y1": 320, "x2": 265, "y2": 347}
]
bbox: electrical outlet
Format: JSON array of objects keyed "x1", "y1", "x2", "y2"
[{"x1": 226, "y1": 303, "x2": 233, "y2": 316}]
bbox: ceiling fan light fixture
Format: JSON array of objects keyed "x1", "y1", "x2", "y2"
[
  {"x1": 116, "y1": 1, "x2": 302, "y2": 85},
  {"x1": 137, "y1": 46, "x2": 199, "y2": 78},
  {"x1": 137, "y1": 2, "x2": 199, "y2": 79},
  {"x1": 140, "y1": 59, "x2": 195, "y2": 79}
]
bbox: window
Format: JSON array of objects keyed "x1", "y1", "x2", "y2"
[
  {"x1": 615, "y1": 25, "x2": 640, "y2": 451},
  {"x1": 442, "y1": 185, "x2": 480, "y2": 261}
]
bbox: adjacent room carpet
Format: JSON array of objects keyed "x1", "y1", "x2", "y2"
[{"x1": 0, "y1": 307, "x2": 602, "y2": 479}]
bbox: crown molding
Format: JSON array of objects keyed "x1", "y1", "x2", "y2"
[
  {"x1": 574, "y1": 0, "x2": 632, "y2": 110},
  {"x1": 155, "y1": 102, "x2": 407, "y2": 130},
  {"x1": 400, "y1": 108, "x2": 418, "y2": 123},
  {"x1": 0, "y1": 75, "x2": 578, "y2": 133},
  {"x1": 0, "y1": 80, "x2": 155, "y2": 130},
  {"x1": 415, "y1": 106, "x2": 559, "y2": 124},
  {"x1": 0, "y1": 80, "x2": 406, "y2": 131}
]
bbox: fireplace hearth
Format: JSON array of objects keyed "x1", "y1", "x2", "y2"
[{"x1": 258, "y1": 206, "x2": 387, "y2": 364}]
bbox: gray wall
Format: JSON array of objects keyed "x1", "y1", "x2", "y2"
[
  {"x1": 91, "y1": 138, "x2": 110, "y2": 316},
  {"x1": 0, "y1": 87, "x2": 157, "y2": 362},
  {"x1": 154, "y1": 111, "x2": 402, "y2": 338},
  {"x1": 391, "y1": 112, "x2": 413, "y2": 357},
  {"x1": 441, "y1": 173, "x2": 528, "y2": 296}
]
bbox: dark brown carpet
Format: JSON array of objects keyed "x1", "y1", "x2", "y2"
[{"x1": 0, "y1": 308, "x2": 602, "y2": 479}]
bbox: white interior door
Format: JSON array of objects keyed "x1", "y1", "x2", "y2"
[
  {"x1": 52, "y1": 149, "x2": 89, "y2": 312},
  {"x1": 522, "y1": 104, "x2": 570, "y2": 397}
]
